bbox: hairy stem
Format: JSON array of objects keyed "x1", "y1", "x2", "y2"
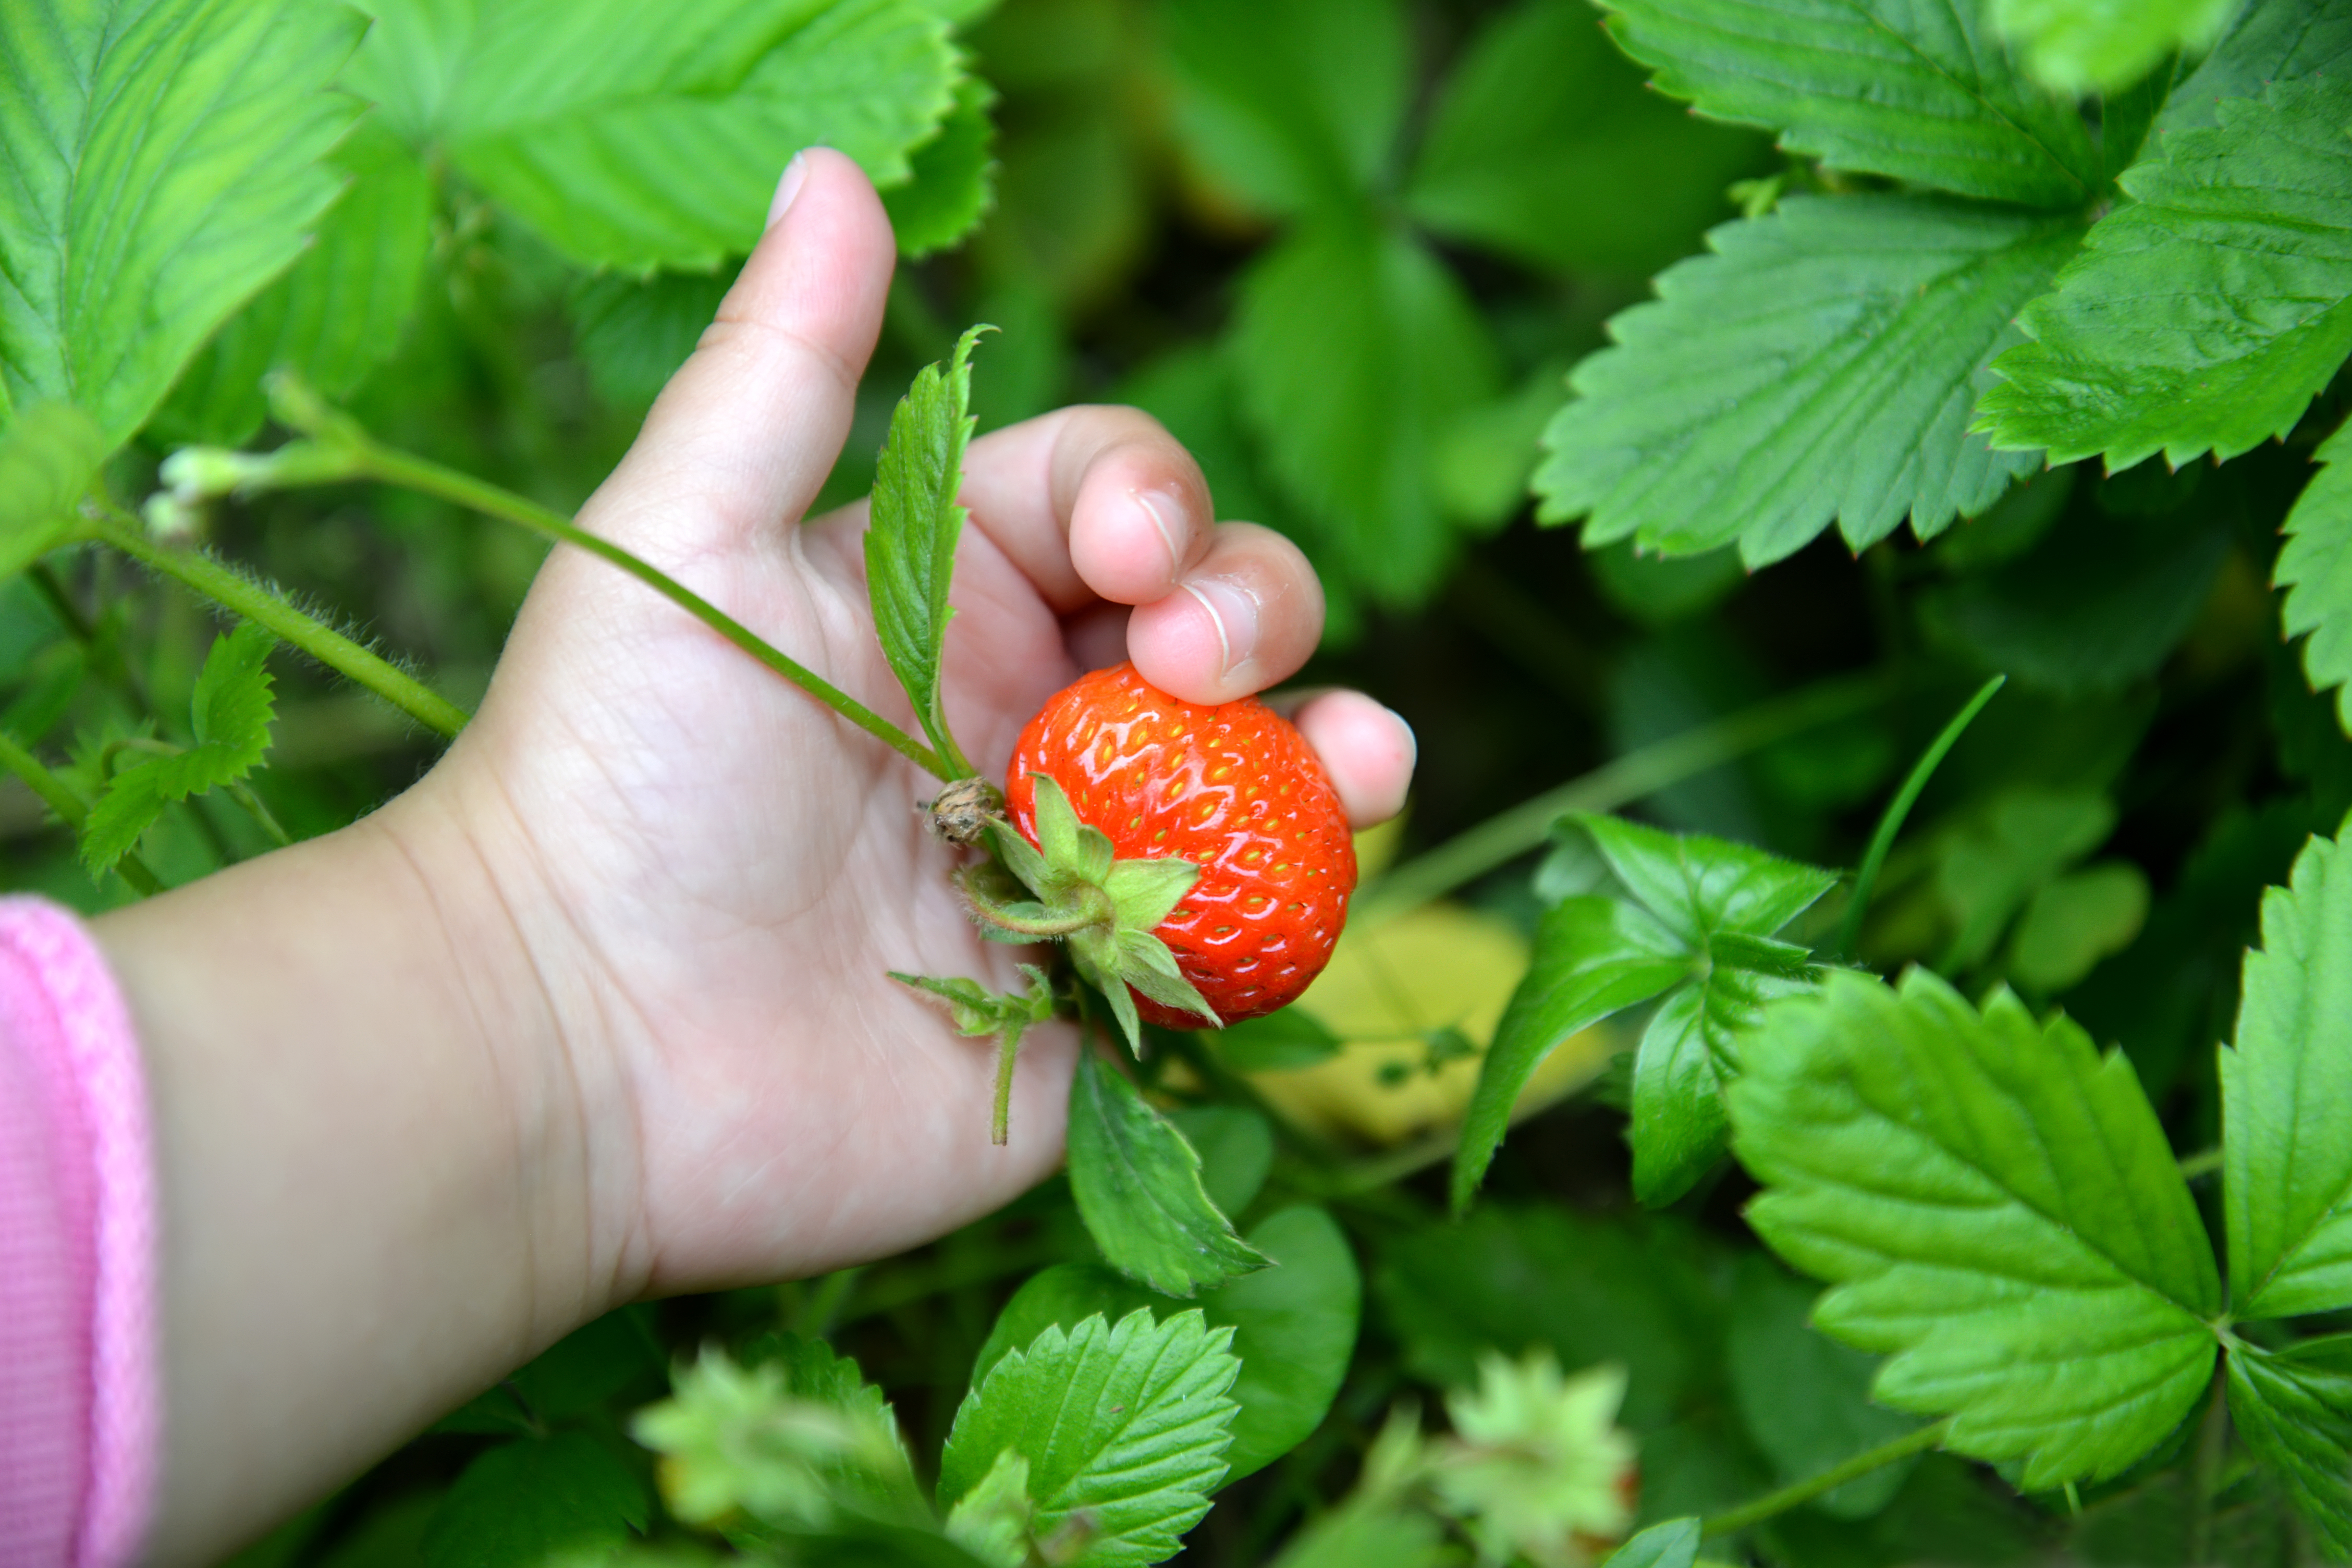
[
  {"x1": 1701, "y1": 1419, "x2": 1951, "y2": 1537},
  {"x1": 0, "y1": 729, "x2": 163, "y2": 896},
  {"x1": 992, "y1": 1023, "x2": 1022, "y2": 1147},
  {"x1": 88, "y1": 514, "x2": 469, "y2": 741},
  {"x1": 1832, "y1": 674, "x2": 2004, "y2": 959},
  {"x1": 1355, "y1": 671, "x2": 1891, "y2": 927},
  {"x1": 350, "y1": 444, "x2": 947, "y2": 778}
]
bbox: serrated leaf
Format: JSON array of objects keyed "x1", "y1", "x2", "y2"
[
  {"x1": 0, "y1": 405, "x2": 105, "y2": 583},
  {"x1": 82, "y1": 622, "x2": 277, "y2": 875},
  {"x1": 567, "y1": 269, "x2": 733, "y2": 409},
  {"x1": 942, "y1": 1449, "x2": 1031, "y2": 1568},
  {"x1": 1402, "y1": 0, "x2": 1764, "y2": 277},
  {"x1": 974, "y1": 1206, "x2": 1359, "y2": 1486},
  {"x1": 2227, "y1": 1341, "x2": 2352, "y2": 1556},
  {"x1": 422, "y1": 1433, "x2": 648, "y2": 1568},
  {"x1": 2221, "y1": 830, "x2": 2352, "y2": 1319},
  {"x1": 1231, "y1": 220, "x2": 1500, "y2": 604},
  {"x1": 2280, "y1": 422, "x2": 2352, "y2": 734},
  {"x1": 153, "y1": 121, "x2": 434, "y2": 447},
  {"x1": 868, "y1": 323, "x2": 986, "y2": 773},
  {"x1": 1067, "y1": 1047, "x2": 1267, "y2": 1297},
  {"x1": 1988, "y1": 0, "x2": 2233, "y2": 96},
  {"x1": 1, "y1": 0, "x2": 363, "y2": 446},
  {"x1": 938, "y1": 1308, "x2": 1240, "y2": 1568},
  {"x1": 1454, "y1": 815, "x2": 1836, "y2": 1211},
  {"x1": 883, "y1": 72, "x2": 997, "y2": 256},
  {"x1": 1978, "y1": 76, "x2": 2352, "y2": 472},
  {"x1": 1536, "y1": 196, "x2": 2081, "y2": 567},
  {"x1": 346, "y1": 0, "x2": 961, "y2": 273},
  {"x1": 1608, "y1": 1518, "x2": 1700, "y2": 1568},
  {"x1": 1730, "y1": 970, "x2": 2220, "y2": 1489},
  {"x1": 1165, "y1": 1106, "x2": 1272, "y2": 1217},
  {"x1": 2158, "y1": 0, "x2": 2352, "y2": 133},
  {"x1": 1597, "y1": 0, "x2": 2101, "y2": 209},
  {"x1": 1164, "y1": 0, "x2": 1409, "y2": 220}
]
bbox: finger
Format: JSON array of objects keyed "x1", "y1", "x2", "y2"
[
  {"x1": 1126, "y1": 522, "x2": 1324, "y2": 704},
  {"x1": 957, "y1": 405, "x2": 1214, "y2": 612},
  {"x1": 587, "y1": 150, "x2": 896, "y2": 560},
  {"x1": 1285, "y1": 690, "x2": 1417, "y2": 829}
]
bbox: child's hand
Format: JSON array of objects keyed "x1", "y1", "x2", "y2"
[
  {"x1": 101, "y1": 151, "x2": 1413, "y2": 1563},
  {"x1": 402, "y1": 149, "x2": 1415, "y2": 1295}
]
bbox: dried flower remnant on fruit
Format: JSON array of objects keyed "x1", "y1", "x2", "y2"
[
  {"x1": 1004, "y1": 662, "x2": 1357, "y2": 1026},
  {"x1": 926, "y1": 777, "x2": 1005, "y2": 847}
]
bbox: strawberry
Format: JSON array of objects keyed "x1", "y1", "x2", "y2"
[{"x1": 993, "y1": 662, "x2": 1356, "y2": 1037}]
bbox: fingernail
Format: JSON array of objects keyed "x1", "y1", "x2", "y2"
[
  {"x1": 1181, "y1": 576, "x2": 1260, "y2": 679},
  {"x1": 1135, "y1": 490, "x2": 1183, "y2": 577},
  {"x1": 1384, "y1": 704, "x2": 1419, "y2": 771},
  {"x1": 766, "y1": 152, "x2": 810, "y2": 230}
]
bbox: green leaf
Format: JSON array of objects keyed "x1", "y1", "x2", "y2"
[
  {"x1": 2227, "y1": 1342, "x2": 2352, "y2": 1556},
  {"x1": 1536, "y1": 196, "x2": 2082, "y2": 567},
  {"x1": 1264, "y1": 1505, "x2": 1449, "y2": 1568},
  {"x1": 942, "y1": 1449, "x2": 1032, "y2": 1568},
  {"x1": 1596, "y1": 0, "x2": 2101, "y2": 209},
  {"x1": 2221, "y1": 830, "x2": 2352, "y2": 1319},
  {"x1": 567, "y1": 269, "x2": 734, "y2": 410},
  {"x1": 1978, "y1": 76, "x2": 2352, "y2": 472},
  {"x1": 152, "y1": 122, "x2": 434, "y2": 447},
  {"x1": 1210, "y1": 1008, "x2": 1340, "y2": 1072},
  {"x1": 1728, "y1": 1256, "x2": 1921, "y2": 1520},
  {"x1": 0, "y1": 405, "x2": 106, "y2": 583},
  {"x1": 2280, "y1": 421, "x2": 2352, "y2": 734},
  {"x1": 974, "y1": 1206, "x2": 1360, "y2": 1485},
  {"x1": 938, "y1": 1307, "x2": 1240, "y2": 1568},
  {"x1": 2158, "y1": 0, "x2": 2352, "y2": 133},
  {"x1": 1067, "y1": 1047, "x2": 1267, "y2": 1297},
  {"x1": 1453, "y1": 896, "x2": 1687, "y2": 1212},
  {"x1": 868, "y1": 324, "x2": 986, "y2": 775},
  {"x1": 883, "y1": 73, "x2": 997, "y2": 256},
  {"x1": 1163, "y1": 0, "x2": 1408, "y2": 220},
  {"x1": 1165, "y1": 1106, "x2": 1273, "y2": 1217},
  {"x1": 1730, "y1": 970, "x2": 2220, "y2": 1489},
  {"x1": 83, "y1": 622, "x2": 278, "y2": 875},
  {"x1": 1928, "y1": 786, "x2": 2117, "y2": 972},
  {"x1": 346, "y1": 0, "x2": 962, "y2": 273},
  {"x1": 421, "y1": 1433, "x2": 648, "y2": 1568},
  {"x1": 1988, "y1": 0, "x2": 2233, "y2": 95},
  {"x1": 1403, "y1": 0, "x2": 1763, "y2": 277},
  {"x1": 1230, "y1": 220, "x2": 1500, "y2": 604},
  {"x1": 2003, "y1": 861, "x2": 2150, "y2": 993},
  {"x1": 1608, "y1": 1518, "x2": 1700, "y2": 1568},
  {"x1": 1455, "y1": 814, "x2": 1836, "y2": 1211},
  {"x1": 0, "y1": 0, "x2": 364, "y2": 445}
]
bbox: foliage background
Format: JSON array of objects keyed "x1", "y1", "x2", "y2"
[{"x1": 9, "y1": 0, "x2": 2352, "y2": 1562}]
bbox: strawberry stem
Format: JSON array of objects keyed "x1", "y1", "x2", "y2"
[{"x1": 991, "y1": 1023, "x2": 1022, "y2": 1146}]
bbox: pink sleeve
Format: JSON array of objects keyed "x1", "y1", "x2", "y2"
[{"x1": 0, "y1": 897, "x2": 157, "y2": 1568}]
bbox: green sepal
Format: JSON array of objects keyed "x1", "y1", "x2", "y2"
[{"x1": 889, "y1": 966, "x2": 1056, "y2": 1038}]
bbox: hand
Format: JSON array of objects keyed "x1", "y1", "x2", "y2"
[{"x1": 100, "y1": 151, "x2": 1413, "y2": 1562}]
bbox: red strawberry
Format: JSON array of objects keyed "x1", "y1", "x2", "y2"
[{"x1": 1003, "y1": 662, "x2": 1357, "y2": 1027}]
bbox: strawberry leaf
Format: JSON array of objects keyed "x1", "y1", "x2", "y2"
[
  {"x1": 0, "y1": 404, "x2": 106, "y2": 584},
  {"x1": 869, "y1": 324, "x2": 988, "y2": 777},
  {"x1": 1986, "y1": 0, "x2": 2232, "y2": 96},
  {"x1": 941, "y1": 1448, "x2": 1032, "y2": 1568},
  {"x1": 2278, "y1": 420, "x2": 2352, "y2": 734},
  {"x1": 1595, "y1": 0, "x2": 2101, "y2": 209},
  {"x1": 82, "y1": 621, "x2": 278, "y2": 877},
  {"x1": 1731, "y1": 969, "x2": 2220, "y2": 1489},
  {"x1": 1608, "y1": 1519, "x2": 1701, "y2": 1568},
  {"x1": 1453, "y1": 814, "x2": 1836, "y2": 1212},
  {"x1": 421, "y1": 1432, "x2": 648, "y2": 1568},
  {"x1": 2222, "y1": 829, "x2": 2352, "y2": 1320},
  {"x1": 890, "y1": 966, "x2": 1055, "y2": 1038},
  {"x1": 1978, "y1": 76, "x2": 2352, "y2": 473},
  {"x1": 2227, "y1": 1339, "x2": 2352, "y2": 1555},
  {"x1": 937, "y1": 1308, "x2": 1240, "y2": 1568},
  {"x1": 1067, "y1": 1047, "x2": 1268, "y2": 1297}
]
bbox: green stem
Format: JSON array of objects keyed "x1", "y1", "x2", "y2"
[
  {"x1": 227, "y1": 781, "x2": 295, "y2": 849},
  {"x1": 1831, "y1": 675, "x2": 2004, "y2": 959},
  {"x1": 1701, "y1": 1419, "x2": 1950, "y2": 1537},
  {"x1": 2186, "y1": 1365, "x2": 2228, "y2": 1563},
  {"x1": 0, "y1": 730, "x2": 163, "y2": 896},
  {"x1": 992, "y1": 1022, "x2": 1022, "y2": 1147},
  {"x1": 1355, "y1": 671, "x2": 1891, "y2": 928},
  {"x1": 2178, "y1": 1146, "x2": 2223, "y2": 1182},
  {"x1": 349, "y1": 444, "x2": 947, "y2": 779},
  {"x1": 88, "y1": 514, "x2": 468, "y2": 741}
]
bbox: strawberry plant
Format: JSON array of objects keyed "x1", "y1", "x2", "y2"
[{"x1": 16, "y1": 0, "x2": 2352, "y2": 1564}]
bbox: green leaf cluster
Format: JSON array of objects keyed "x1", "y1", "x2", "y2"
[
  {"x1": 82, "y1": 621, "x2": 279, "y2": 877},
  {"x1": 1454, "y1": 811, "x2": 1836, "y2": 1211}
]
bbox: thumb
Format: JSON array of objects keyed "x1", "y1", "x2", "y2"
[{"x1": 590, "y1": 149, "x2": 896, "y2": 560}]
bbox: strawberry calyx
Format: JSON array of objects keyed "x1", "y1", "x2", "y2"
[{"x1": 961, "y1": 773, "x2": 1221, "y2": 1051}]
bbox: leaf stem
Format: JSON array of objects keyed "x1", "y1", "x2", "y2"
[
  {"x1": 2177, "y1": 1146, "x2": 2223, "y2": 1181},
  {"x1": 348, "y1": 443, "x2": 947, "y2": 778},
  {"x1": 1356, "y1": 671, "x2": 1891, "y2": 927},
  {"x1": 0, "y1": 729, "x2": 163, "y2": 896},
  {"x1": 1700, "y1": 1419, "x2": 1950, "y2": 1537},
  {"x1": 1831, "y1": 675, "x2": 2004, "y2": 959},
  {"x1": 87, "y1": 513, "x2": 469, "y2": 740},
  {"x1": 992, "y1": 1023, "x2": 1022, "y2": 1147}
]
